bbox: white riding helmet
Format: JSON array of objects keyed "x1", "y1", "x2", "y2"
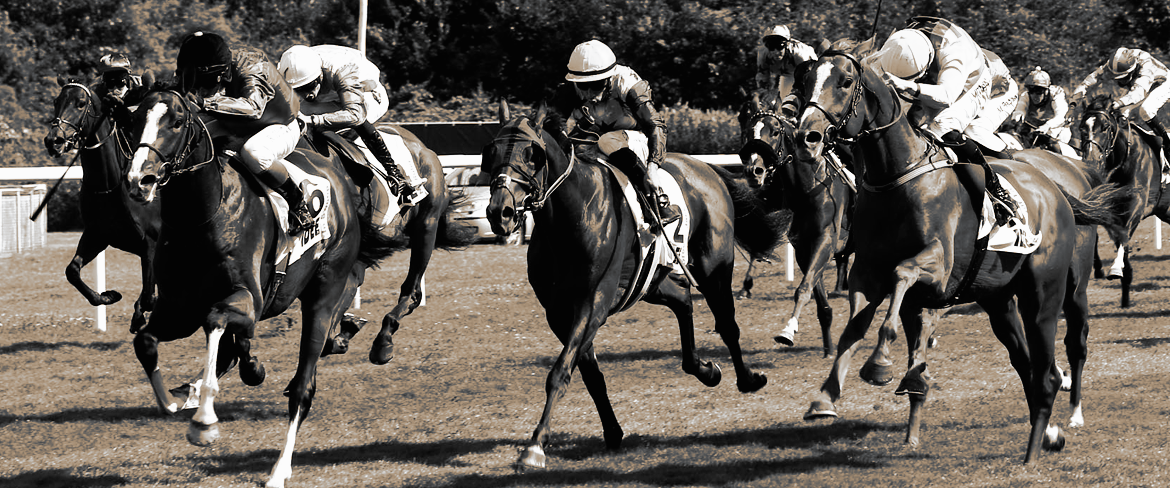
[
  {"x1": 278, "y1": 45, "x2": 322, "y2": 89},
  {"x1": 763, "y1": 25, "x2": 790, "y2": 42},
  {"x1": 566, "y1": 40, "x2": 617, "y2": 82},
  {"x1": 873, "y1": 29, "x2": 934, "y2": 80}
]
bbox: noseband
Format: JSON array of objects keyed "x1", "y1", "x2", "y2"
[
  {"x1": 1082, "y1": 109, "x2": 1125, "y2": 163},
  {"x1": 802, "y1": 50, "x2": 900, "y2": 146},
  {"x1": 488, "y1": 117, "x2": 575, "y2": 212},
  {"x1": 50, "y1": 83, "x2": 127, "y2": 153}
]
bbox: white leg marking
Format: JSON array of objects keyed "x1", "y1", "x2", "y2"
[
  {"x1": 267, "y1": 410, "x2": 303, "y2": 488},
  {"x1": 1068, "y1": 404, "x2": 1084, "y2": 428},
  {"x1": 147, "y1": 368, "x2": 180, "y2": 414},
  {"x1": 191, "y1": 327, "x2": 225, "y2": 428}
]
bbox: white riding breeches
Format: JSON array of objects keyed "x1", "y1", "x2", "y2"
[
  {"x1": 1139, "y1": 81, "x2": 1170, "y2": 124},
  {"x1": 239, "y1": 120, "x2": 300, "y2": 174},
  {"x1": 924, "y1": 66, "x2": 994, "y2": 140},
  {"x1": 598, "y1": 130, "x2": 650, "y2": 163}
]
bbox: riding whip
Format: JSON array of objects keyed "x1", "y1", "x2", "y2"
[{"x1": 29, "y1": 151, "x2": 81, "y2": 222}]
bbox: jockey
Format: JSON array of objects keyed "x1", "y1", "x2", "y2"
[
  {"x1": 563, "y1": 39, "x2": 680, "y2": 229},
  {"x1": 95, "y1": 53, "x2": 149, "y2": 123},
  {"x1": 1011, "y1": 67, "x2": 1071, "y2": 148},
  {"x1": 1072, "y1": 47, "x2": 1170, "y2": 151},
  {"x1": 278, "y1": 44, "x2": 420, "y2": 202},
  {"x1": 755, "y1": 24, "x2": 818, "y2": 119},
  {"x1": 175, "y1": 31, "x2": 312, "y2": 234},
  {"x1": 964, "y1": 49, "x2": 1019, "y2": 159},
  {"x1": 869, "y1": 16, "x2": 1018, "y2": 226}
]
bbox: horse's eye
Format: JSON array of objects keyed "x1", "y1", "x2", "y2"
[
  {"x1": 841, "y1": 77, "x2": 854, "y2": 89},
  {"x1": 171, "y1": 118, "x2": 184, "y2": 130}
]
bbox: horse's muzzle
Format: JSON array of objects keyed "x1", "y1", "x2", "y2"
[{"x1": 794, "y1": 129, "x2": 826, "y2": 162}]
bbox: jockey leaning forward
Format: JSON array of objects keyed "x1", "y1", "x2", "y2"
[
  {"x1": 964, "y1": 48, "x2": 1019, "y2": 159},
  {"x1": 562, "y1": 39, "x2": 680, "y2": 230},
  {"x1": 756, "y1": 24, "x2": 818, "y2": 120},
  {"x1": 1071, "y1": 47, "x2": 1170, "y2": 153},
  {"x1": 95, "y1": 53, "x2": 150, "y2": 124},
  {"x1": 175, "y1": 31, "x2": 312, "y2": 234},
  {"x1": 869, "y1": 16, "x2": 1020, "y2": 227},
  {"x1": 278, "y1": 44, "x2": 422, "y2": 203},
  {"x1": 1011, "y1": 67, "x2": 1072, "y2": 149}
]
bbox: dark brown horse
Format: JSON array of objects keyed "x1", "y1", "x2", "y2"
[
  {"x1": 124, "y1": 89, "x2": 402, "y2": 488},
  {"x1": 1079, "y1": 101, "x2": 1170, "y2": 307},
  {"x1": 44, "y1": 77, "x2": 161, "y2": 333},
  {"x1": 792, "y1": 49, "x2": 1120, "y2": 462},
  {"x1": 484, "y1": 102, "x2": 784, "y2": 469},
  {"x1": 738, "y1": 92, "x2": 853, "y2": 356}
]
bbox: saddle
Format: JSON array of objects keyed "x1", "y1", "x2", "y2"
[{"x1": 311, "y1": 130, "x2": 422, "y2": 228}]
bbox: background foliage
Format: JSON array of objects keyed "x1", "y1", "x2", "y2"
[{"x1": 6, "y1": 0, "x2": 1168, "y2": 168}]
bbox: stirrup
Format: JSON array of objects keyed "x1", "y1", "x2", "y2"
[{"x1": 288, "y1": 203, "x2": 312, "y2": 234}]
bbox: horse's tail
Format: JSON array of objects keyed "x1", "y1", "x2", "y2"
[
  {"x1": 709, "y1": 163, "x2": 790, "y2": 256},
  {"x1": 435, "y1": 196, "x2": 479, "y2": 250},
  {"x1": 357, "y1": 217, "x2": 404, "y2": 268},
  {"x1": 1063, "y1": 181, "x2": 1130, "y2": 230}
]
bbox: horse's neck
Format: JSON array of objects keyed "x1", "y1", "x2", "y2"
[
  {"x1": 79, "y1": 118, "x2": 127, "y2": 194},
  {"x1": 160, "y1": 142, "x2": 226, "y2": 229},
  {"x1": 539, "y1": 150, "x2": 621, "y2": 238}
]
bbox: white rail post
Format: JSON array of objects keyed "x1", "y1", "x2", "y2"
[
  {"x1": 1157, "y1": 219, "x2": 1163, "y2": 250},
  {"x1": 786, "y1": 243, "x2": 795, "y2": 281}
]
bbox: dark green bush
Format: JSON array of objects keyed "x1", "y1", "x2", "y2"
[
  {"x1": 662, "y1": 104, "x2": 740, "y2": 154},
  {"x1": 46, "y1": 181, "x2": 83, "y2": 232}
]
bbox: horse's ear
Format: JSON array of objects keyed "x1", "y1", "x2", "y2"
[
  {"x1": 499, "y1": 100, "x2": 511, "y2": 123},
  {"x1": 815, "y1": 38, "x2": 833, "y2": 57},
  {"x1": 141, "y1": 70, "x2": 155, "y2": 89},
  {"x1": 57, "y1": 75, "x2": 69, "y2": 87},
  {"x1": 532, "y1": 102, "x2": 548, "y2": 129},
  {"x1": 738, "y1": 86, "x2": 747, "y2": 99}
]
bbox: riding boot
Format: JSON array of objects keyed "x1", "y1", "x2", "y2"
[
  {"x1": 274, "y1": 179, "x2": 313, "y2": 234},
  {"x1": 356, "y1": 122, "x2": 413, "y2": 201},
  {"x1": 947, "y1": 131, "x2": 1015, "y2": 226},
  {"x1": 1147, "y1": 117, "x2": 1170, "y2": 160},
  {"x1": 646, "y1": 168, "x2": 681, "y2": 227}
]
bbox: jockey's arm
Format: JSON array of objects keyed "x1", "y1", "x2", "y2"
[
  {"x1": 203, "y1": 60, "x2": 270, "y2": 119},
  {"x1": 627, "y1": 80, "x2": 667, "y2": 166},
  {"x1": 1038, "y1": 89, "x2": 1070, "y2": 134},
  {"x1": 1117, "y1": 73, "x2": 1154, "y2": 108},
  {"x1": 1071, "y1": 66, "x2": 1105, "y2": 103},
  {"x1": 914, "y1": 62, "x2": 966, "y2": 110},
  {"x1": 306, "y1": 77, "x2": 367, "y2": 130}
]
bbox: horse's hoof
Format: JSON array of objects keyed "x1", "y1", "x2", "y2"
[
  {"x1": 186, "y1": 421, "x2": 220, "y2": 446},
  {"x1": 99, "y1": 290, "x2": 123, "y2": 306},
  {"x1": 774, "y1": 331, "x2": 795, "y2": 347},
  {"x1": 240, "y1": 358, "x2": 266, "y2": 386},
  {"x1": 1107, "y1": 269, "x2": 1124, "y2": 280},
  {"x1": 514, "y1": 445, "x2": 547, "y2": 470},
  {"x1": 737, "y1": 372, "x2": 767, "y2": 393},
  {"x1": 905, "y1": 436, "x2": 920, "y2": 448},
  {"x1": 1059, "y1": 368, "x2": 1073, "y2": 391},
  {"x1": 129, "y1": 314, "x2": 146, "y2": 335},
  {"x1": 321, "y1": 336, "x2": 349, "y2": 357},
  {"x1": 859, "y1": 360, "x2": 895, "y2": 386},
  {"x1": 804, "y1": 400, "x2": 838, "y2": 420},
  {"x1": 894, "y1": 375, "x2": 929, "y2": 397},
  {"x1": 370, "y1": 337, "x2": 394, "y2": 365},
  {"x1": 696, "y1": 361, "x2": 722, "y2": 387},
  {"x1": 604, "y1": 428, "x2": 624, "y2": 450},
  {"x1": 1043, "y1": 425, "x2": 1066, "y2": 452}
]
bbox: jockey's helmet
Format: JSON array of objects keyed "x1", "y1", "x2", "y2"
[
  {"x1": 872, "y1": 29, "x2": 933, "y2": 80},
  {"x1": 763, "y1": 25, "x2": 790, "y2": 51},
  {"x1": 566, "y1": 40, "x2": 617, "y2": 83},
  {"x1": 176, "y1": 31, "x2": 232, "y2": 93},
  {"x1": 99, "y1": 53, "x2": 131, "y2": 74},
  {"x1": 1023, "y1": 67, "x2": 1051, "y2": 88},
  {"x1": 278, "y1": 45, "x2": 323, "y2": 89},
  {"x1": 1109, "y1": 47, "x2": 1139, "y2": 80}
]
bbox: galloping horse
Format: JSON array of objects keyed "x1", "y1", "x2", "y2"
[
  {"x1": 738, "y1": 91, "x2": 853, "y2": 356},
  {"x1": 1079, "y1": 100, "x2": 1170, "y2": 308},
  {"x1": 792, "y1": 49, "x2": 1119, "y2": 462},
  {"x1": 44, "y1": 77, "x2": 161, "y2": 332},
  {"x1": 124, "y1": 89, "x2": 400, "y2": 488},
  {"x1": 485, "y1": 102, "x2": 784, "y2": 469},
  {"x1": 298, "y1": 119, "x2": 474, "y2": 363}
]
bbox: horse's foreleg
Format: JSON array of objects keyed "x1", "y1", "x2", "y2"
[
  {"x1": 188, "y1": 290, "x2": 257, "y2": 447},
  {"x1": 1107, "y1": 243, "x2": 1126, "y2": 279},
  {"x1": 895, "y1": 308, "x2": 932, "y2": 447},
  {"x1": 134, "y1": 328, "x2": 183, "y2": 415},
  {"x1": 650, "y1": 281, "x2": 722, "y2": 387},
  {"x1": 65, "y1": 233, "x2": 121, "y2": 307},
  {"x1": 576, "y1": 344, "x2": 622, "y2": 449},
  {"x1": 323, "y1": 270, "x2": 367, "y2": 357},
  {"x1": 372, "y1": 220, "x2": 438, "y2": 365},
  {"x1": 736, "y1": 259, "x2": 756, "y2": 299},
  {"x1": 517, "y1": 312, "x2": 599, "y2": 469},
  {"x1": 776, "y1": 238, "x2": 833, "y2": 349},
  {"x1": 806, "y1": 290, "x2": 879, "y2": 420},
  {"x1": 131, "y1": 249, "x2": 157, "y2": 334}
]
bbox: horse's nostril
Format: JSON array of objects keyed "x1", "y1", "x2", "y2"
[
  {"x1": 805, "y1": 131, "x2": 823, "y2": 145},
  {"x1": 752, "y1": 166, "x2": 766, "y2": 176},
  {"x1": 501, "y1": 207, "x2": 515, "y2": 220}
]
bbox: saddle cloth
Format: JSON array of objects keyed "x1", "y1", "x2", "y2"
[
  {"x1": 977, "y1": 173, "x2": 1042, "y2": 254},
  {"x1": 267, "y1": 160, "x2": 332, "y2": 266},
  {"x1": 595, "y1": 160, "x2": 692, "y2": 311}
]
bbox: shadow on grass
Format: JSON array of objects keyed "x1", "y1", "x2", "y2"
[
  {"x1": 0, "y1": 341, "x2": 123, "y2": 355},
  {"x1": 1107, "y1": 337, "x2": 1170, "y2": 348},
  {"x1": 522, "y1": 346, "x2": 819, "y2": 368},
  {"x1": 198, "y1": 419, "x2": 895, "y2": 480},
  {"x1": 0, "y1": 470, "x2": 125, "y2": 488},
  {"x1": 0, "y1": 400, "x2": 283, "y2": 427}
]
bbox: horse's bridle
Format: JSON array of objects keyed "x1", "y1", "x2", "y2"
[
  {"x1": 802, "y1": 50, "x2": 900, "y2": 147},
  {"x1": 487, "y1": 117, "x2": 575, "y2": 214},
  {"x1": 135, "y1": 90, "x2": 216, "y2": 187},
  {"x1": 51, "y1": 83, "x2": 131, "y2": 156},
  {"x1": 1081, "y1": 109, "x2": 1126, "y2": 163}
]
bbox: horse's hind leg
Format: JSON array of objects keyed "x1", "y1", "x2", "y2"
[
  {"x1": 371, "y1": 215, "x2": 439, "y2": 365},
  {"x1": 646, "y1": 279, "x2": 724, "y2": 388},
  {"x1": 322, "y1": 269, "x2": 367, "y2": 357},
  {"x1": 690, "y1": 274, "x2": 768, "y2": 393},
  {"x1": 894, "y1": 308, "x2": 932, "y2": 447},
  {"x1": 1063, "y1": 231, "x2": 1094, "y2": 428}
]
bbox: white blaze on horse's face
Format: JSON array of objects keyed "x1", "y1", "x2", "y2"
[
  {"x1": 128, "y1": 101, "x2": 170, "y2": 202},
  {"x1": 798, "y1": 62, "x2": 835, "y2": 127},
  {"x1": 752, "y1": 119, "x2": 766, "y2": 140}
]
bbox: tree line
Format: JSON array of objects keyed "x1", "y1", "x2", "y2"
[{"x1": 3, "y1": 0, "x2": 1167, "y2": 169}]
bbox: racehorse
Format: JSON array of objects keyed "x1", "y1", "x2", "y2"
[
  {"x1": 1079, "y1": 100, "x2": 1170, "y2": 308},
  {"x1": 124, "y1": 89, "x2": 402, "y2": 488},
  {"x1": 44, "y1": 76, "x2": 161, "y2": 333},
  {"x1": 484, "y1": 102, "x2": 784, "y2": 469},
  {"x1": 792, "y1": 49, "x2": 1120, "y2": 463},
  {"x1": 738, "y1": 90, "x2": 853, "y2": 356},
  {"x1": 297, "y1": 118, "x2": 475, "y2": 363}
]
